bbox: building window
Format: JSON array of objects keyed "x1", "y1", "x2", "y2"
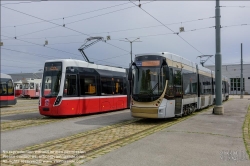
[{"x1": 230, "y1": 78, "x2": 245, "y2": 92}]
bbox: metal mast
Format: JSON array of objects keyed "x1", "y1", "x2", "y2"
[
  {"x1": 214, "y1": 0, "x2": 224, "y2": 115},
  {"x1": 240, "y1": 43, "x2": 243, "y2": 99}
]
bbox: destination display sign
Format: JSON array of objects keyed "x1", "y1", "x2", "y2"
[
  {"x1": 44, "y1": 62, "x2": 62, "y2": 71},
  {"x1": 136, "y1": 60, "x2": 160, "y2": 67}
]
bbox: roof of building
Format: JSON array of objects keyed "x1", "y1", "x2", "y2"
[
  {"x1": 0, "y1": 73, "x2": 11, "y2": 79},
  {"x1": 8, "y1": 72, "x2": 43, "y2": 82}
]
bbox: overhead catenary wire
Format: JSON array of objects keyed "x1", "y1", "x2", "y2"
[
  {"x1": 2, "y1": 2, "x2": 249, "y2": 71},
  {"x1": 0, "y1": 2, "x2": 132, "y2": 28},
  {"x1": 1, "y1": 1, "x2": 38, "y2": 6},
  {"x1": 1, "y1": 1, "x2": 154, "y2": 40},
  {"x1": 4, "y1": 23, "x2": 249, "y2": 47},
  {"x1": 221, "y1": 23, "x2": 249, "y2": 28},
  {"x1": 1, "y1": 6, "x2": 130, "y2": 55},
  {"x1": 1, "y1": 47, "x2": 66, "y2": 59},
  {"x1": 1, "y1": 16, "x2": 217, "y2": 41},
  {"x1": 1, "y1": 57, "x2": 44, "y2": 65},
  {"x1": 2, "y1": 65, "x2": 43, "y2": 69},
  {"x1": 129, "y1": 0, "x2": 204, "y2": 55},
  {"x1": 2, "y1": 46, "x2": 130, "y2": 68},
  {"x1": 220, "y1": 6, "x2": 250, "y2": 8},
  {"x1": 0, "y1": 28, "x2": 203, "y2": 46}
]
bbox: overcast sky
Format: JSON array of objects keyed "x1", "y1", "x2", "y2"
[{"x1": 1, "y1": 0, "x2": 250, "y2": 74}]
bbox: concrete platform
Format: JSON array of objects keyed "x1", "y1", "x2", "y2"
[{"x1": 84, "y1": 98, "x2": 250, "y2": 166}]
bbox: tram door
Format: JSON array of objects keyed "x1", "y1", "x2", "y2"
[{"x1": 173, "y1": 69, "x2": 182, "y2": 115}]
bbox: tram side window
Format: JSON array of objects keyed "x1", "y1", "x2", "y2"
[
  {"x1": 165, "y1": 68, "x2": 174, "y2": 97},
  {"x1": 101, "y1": 77, "x2": 113, "y2": 95},
  {"x1": 174, "y1": 70, "x2": 182, "y2": 96},
  {"x1": 222, "y1": 81, "x2": 225, "y2": 93},
  {"x1": 36, "y1": 83, "x2": 39, "y2": 92},
  {"x1": 30, "y1": 83, "x2": 34, "y2": 89},
  {"x1": 183, "y1": 73, "x2": 192, "y2": 95},
  {"x1": 114, "y1": 78, "x2": 123, "y2": 95},
  {"x1": 64, "y1": 75, "x2": 77, "y2": 96},
  {"x1": 202, "y1": 76, "x2": 212, "y2": 94},
  {"x1": 0, "y1": 84, "x2": 7, "y2": 95},
  {"x1": 168, "y1": 68, "x2": 173, "y2": 86},
  {"x1": 79, "y1": 75, "x2": 96, "y2": 95},
  {"x1": 199, "y1": 75, "x2": 203, "y2": 95},
  {"x1": 7, "y1": 80, "x2": 14, "y2": 95},
  {"x1": 192, "y1": 81, "x2": 197, "y2": 94}
]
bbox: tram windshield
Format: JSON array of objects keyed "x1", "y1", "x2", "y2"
[
  {"x1": 0, "y1": 78, "x2": 14, "y2": 96},
  {"x1": 41, "y1": 62, "x2": 62, "y2": 97},
  {"x1": 132, "y1": 57, "x2": 168, "y2": 101}
]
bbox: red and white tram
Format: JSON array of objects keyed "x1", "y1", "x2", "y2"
[
  {"x1": 22, "y1": 78, "x2": 41, "y2": 98},
  {"x1": 39, "y1": 59, "x2": 130, "y2": 116},
  {"x1": 14, "y1": 80, "x2": 23, "y2": 97},
  {"x1": 0, "y1": 73, "x2": 17, "y2": 106}
]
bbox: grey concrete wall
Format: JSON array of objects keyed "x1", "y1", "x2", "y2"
[{"x1": 205, "y1": 64, "x2": 250, "y2": 95}]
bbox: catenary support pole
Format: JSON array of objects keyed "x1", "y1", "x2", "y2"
[
  {"x1": 213, "y1": 0, "x2": 224, "y2": 115},
  {"x1": 241, "y1": 43, "x2": 243, "y2": 99}
]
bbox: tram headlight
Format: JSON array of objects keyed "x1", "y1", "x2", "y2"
[{"x1": 54, "y1": 96, "x2": 62, "y2": 106}]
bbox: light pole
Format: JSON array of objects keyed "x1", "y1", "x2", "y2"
[{"x1": 119, "y1": 38, "x2": 141, "y2": 64}]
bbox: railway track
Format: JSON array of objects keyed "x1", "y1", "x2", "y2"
[
  {"x1": 1, "y1": 117, "x2": 62, "y2": 132},
  {"x1": 1, "y1": 109, "x2": 38, "y2": 116},
  {"x1": 0, "y1": 107, "x2": 211, "y2": 166}
]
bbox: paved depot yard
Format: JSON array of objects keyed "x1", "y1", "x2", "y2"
[
  {"x1": 0, "y1": 96, "x2": 249, "y2": 166},
  {"x1": 84, "y1": 97, "x2": 250, "y2": 166}
]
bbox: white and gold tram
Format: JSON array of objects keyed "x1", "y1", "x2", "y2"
[{"x1": 128, "y1": 52, "x2": 229, "y2": 118}]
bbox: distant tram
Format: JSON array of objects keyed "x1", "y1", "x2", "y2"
[
  {"x1": 14, "y1": 80, "x2": 23, "y2": 97},
  {"x1": 0, "y1": 73, "x2": 17, "y2": 106},
  {"x1": 22, "y1": 78, "x2": 41, "y2": 98},
  {"x1": 128, "y1": 52, "x2": 229, "y2": 118},
  {"x1": 39, "y1": 59, "x2": 130, "y2": 116}
]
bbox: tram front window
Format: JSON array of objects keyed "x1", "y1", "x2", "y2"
[
  {"x1": 132, "y1": 65, "x2": 167, "y2": 101},
  {"x1": 0, "y1": 78, "x2": 14, "y2": 95},
  {"x1": 42, "y1": 62, "x2": 62, "y2": 97}
]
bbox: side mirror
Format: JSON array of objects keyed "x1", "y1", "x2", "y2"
[{"x1": 162, "y1": 59, "x2": 167, "y2": 66}]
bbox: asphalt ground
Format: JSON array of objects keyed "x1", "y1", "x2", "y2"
[
  {"x1": 1, "y1": 96, "x2": 249, "y2": 166},
  {"x1": 83, "y1": 97, "x2": 250, "y2": 166},
  {"x1": 1, "y1": 109, "x2": 133, "y2": 152},
  {"x1": 0, "y1": 98, "x2": 40, "y2": 120}
]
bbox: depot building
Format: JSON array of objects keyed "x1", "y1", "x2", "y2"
[{"x1": 205, "y1": 64, "x2": 250, "y2": 95}]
